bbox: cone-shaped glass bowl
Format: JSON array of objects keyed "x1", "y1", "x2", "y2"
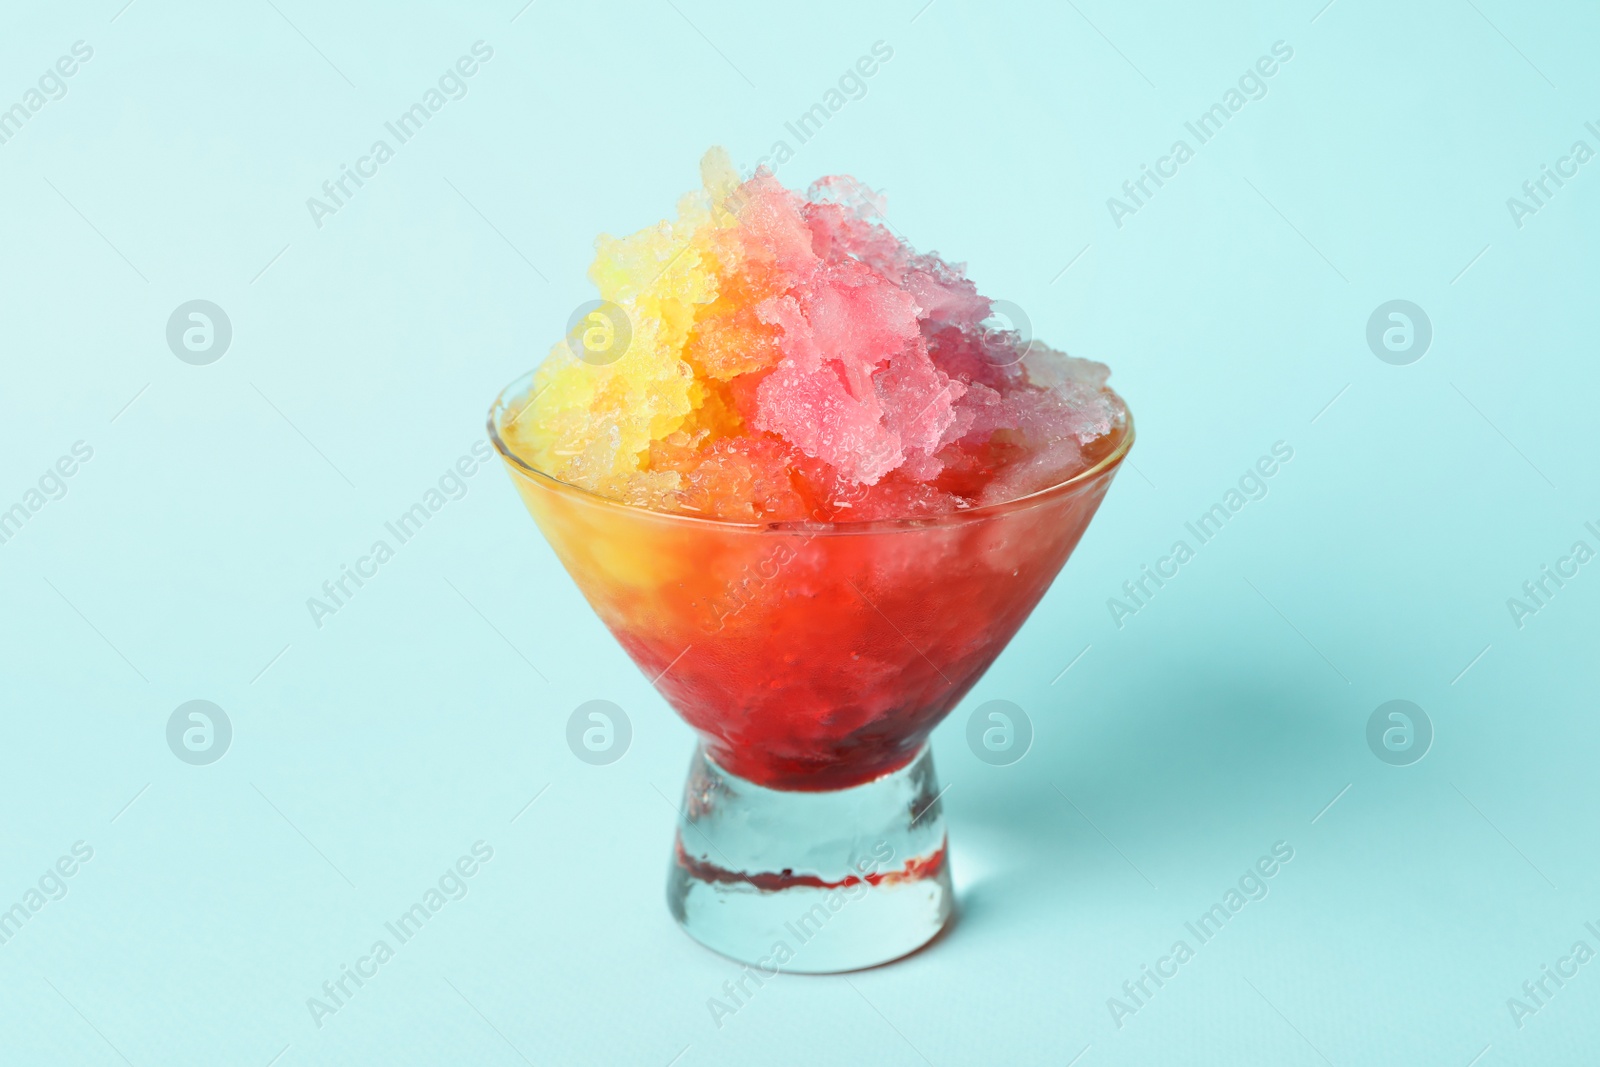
[{"x1": 489, "y1": 370, "x2": 1132, "y2": 971}]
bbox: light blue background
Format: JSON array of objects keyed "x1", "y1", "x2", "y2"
[{"x1": 2, "y1": 0, "x2": 1597, "y2": 1064}]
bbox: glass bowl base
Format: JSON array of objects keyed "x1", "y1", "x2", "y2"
[{"x1": 665, "y1": 743, "x2": 953, "y2": 974}]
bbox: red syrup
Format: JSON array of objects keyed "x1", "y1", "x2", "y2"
[{"x1": 674, "y1": 837, "x2": 949, "y2": 892}]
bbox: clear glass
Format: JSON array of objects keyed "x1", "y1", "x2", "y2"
[
  {"x1": 668, "y1": 743, "x2": 952, "y2": 972},
  {"x1": 488, "y1": 370, "x2": 1133, "y2": 970}
]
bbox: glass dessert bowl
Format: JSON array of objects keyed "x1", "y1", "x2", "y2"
[
  {"x1": 489, "y1": 373, "x2": 1132, "y2": 971},
  {"x1": 485, "y1": 146, "x2": 1136, "y2": 970}
]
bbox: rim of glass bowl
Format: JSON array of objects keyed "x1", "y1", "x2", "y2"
[{"x1": 487, "y1": 368, "x2": 1134, "y2": 534}]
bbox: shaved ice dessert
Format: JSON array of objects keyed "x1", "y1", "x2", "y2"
[
  {"x1": 490, "y1": 150, "x2": 1131, "y2": 792},
  {"x1": 501, "y1": 148, "x2": 1121, "y2": 523},
  {"x1": 491, "y1": 149, "x2": 1135, "y2": 970}
]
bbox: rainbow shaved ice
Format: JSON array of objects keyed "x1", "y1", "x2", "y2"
[
  {"x1": 491, "y1": 149, "x2": 1134, "y2": 798},
  {"x1": 506, "y1": 149, "x2": 1120, "y2": 521}
]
